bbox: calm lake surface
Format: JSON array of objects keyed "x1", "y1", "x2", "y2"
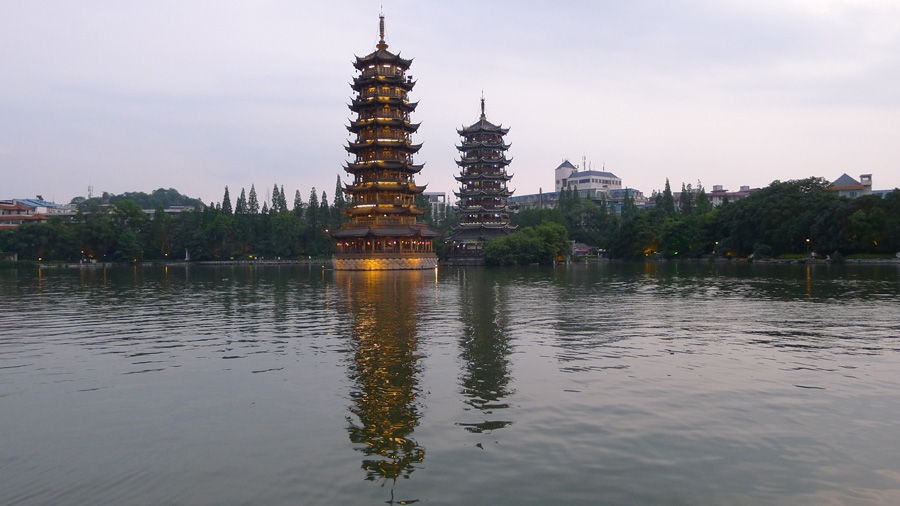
[{"x1": 2, "y1": 262, "x2": 900, "y2": 505}]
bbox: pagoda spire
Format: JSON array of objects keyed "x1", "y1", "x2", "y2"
[
  {"x1": 377, "y1": 13, "x2": 388, "y2": 50},
  {"x1": 480, "y1": 92, "x2": 486, "y2": 120}
]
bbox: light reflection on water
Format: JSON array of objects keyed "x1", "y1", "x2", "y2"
[
  {"x1": 1, "y1": 262, "x2": 900, "y2": 505},
  {"x1": 335, "y1": 270, "x2": 425, "y2": 486}
]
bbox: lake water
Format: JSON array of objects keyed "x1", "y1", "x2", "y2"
[{"x1": 2, "y1": 262, "x2": 900, "y2": 505}]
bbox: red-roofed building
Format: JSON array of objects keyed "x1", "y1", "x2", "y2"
[
  {"x1": 0, "y1": 198, "x2": 76, "y2": 229},
  {"x1": 826, "y1": 173, "x2": 872, "y2": 198}
]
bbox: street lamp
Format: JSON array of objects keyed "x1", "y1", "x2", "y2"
[{"x1": 806, "y1": 238, "x2": 810, "y2": 256}]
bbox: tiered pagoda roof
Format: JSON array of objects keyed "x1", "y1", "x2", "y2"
[
  {"x1": 449, "y1": 98, "x2": 516, "y2": 255},
  {"x1": 331, "y1": 15, "x2": 438, "y2": 270}
]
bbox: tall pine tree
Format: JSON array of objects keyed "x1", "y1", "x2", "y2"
[
  {"x1": 235, "y1": 188, "x2": 247, "y2": 215},
  {"x1": 221, "y1": 186, "x2": 233, "y2": 215},
  {"x1": 307, "y1": 188, "x2": 319, "y2": 230},
  {"x1": 332, "y1": 175, "x2": 346, "y2": 226},
  {"x1": 680, "y1": 183, "x2": 694, "y2": 215},
  {"x1": 248, "y1": 185, "x2": 260, "y2": 215},
  {"x1": 293, "y1": 190, "x2": 304, "y2": 217},
  {"x1": 661, "y1": 179, "x2": 676, "y2": 216},
  {"x1": 320, "y1": 191, "x2": 329, "y2": 228}
]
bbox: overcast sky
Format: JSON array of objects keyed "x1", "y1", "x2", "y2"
[{"x1": 3, "y1": 0, "x2": 899, "y2": 207}]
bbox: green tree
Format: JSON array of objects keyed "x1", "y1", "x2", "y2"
[
  {"x1": 332, "y1": 176, "x2": 346, "y2": 227},
  {"x1": 695, "y1": 182, "x2": 713, "y2": 215},
  {"x1": 660, "y1": 179, "x2": 676, "y2": 216},
  {"x1": 235, "y1": 188, "x2": 247, "y2": 215},
  {"x1": 307, "y1": 188, "x2": 319, "y2": 230},
  {"x1": 148, "y1": 205, "x2": 174, "y2": 259},
  {"x1": 679, "y1": 183, "x2": 694, "y2": 215},
  {"x1": 483, "y1": 222, "x2": 569, "y2": 266},
  {"x1": 271, "y1": 184, "x2": 284, "y2": 214},
  {"x1": 222, "y1": 186, "x2": 233, "y2": 215},
  {"x1": 713, "y1": 177, "x2": 837, "y2": 257},
  {"x1": 248, "y1": 185, "x2": 260, "y2": 215},
  {"x1": 293, "y1": 190, "x2": 304, "y2": 218}
]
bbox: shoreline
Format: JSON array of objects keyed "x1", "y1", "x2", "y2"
[{"x1": 18, "y1": 256, "x2": 899, "y2": 269}]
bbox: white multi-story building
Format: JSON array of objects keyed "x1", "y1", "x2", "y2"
[
  {"x1": 509, "y1": 159, "x2": 643, "y2": 213},
  {"x1": 555, "y1": 159, "x2": 622, "y2": 192},
  {"x1": 422, "y1": 191, "x2": 449, "y2": 224}
]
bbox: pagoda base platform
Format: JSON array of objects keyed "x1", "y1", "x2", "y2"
[
  {"x1": 333, "y1": 252, "x2": 438, "y2": 271},
  {"x1": 443, "y1": 254, "x2": 484, "y2": 266}
]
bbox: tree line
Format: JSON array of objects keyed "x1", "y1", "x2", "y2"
[
  {"x1": 4, "y1": 179, "x2": 362, "y2": 262},
  {"x1": 486, "y1": 177, "x2": 900, "y2": 265},
  {"x1": 3, "y1": 176, "x2": 898, "y2": 264}
]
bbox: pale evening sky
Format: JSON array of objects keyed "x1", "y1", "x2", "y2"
[{"x1": 2, "y1": 0, "x2": 899, "y2": 207}]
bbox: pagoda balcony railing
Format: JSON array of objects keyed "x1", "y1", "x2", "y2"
[
  {"x1": 458, "y1": 176, "x2": 511, "y2": 183},
  {"x1": 355, "y1": 153, "x2": 413, "y2": 163},
  {"x1": 460, "y1": 152, "x2": 502, "y2": 160},
  {"x1": 357, "y1": 131, "x2": 411, "y2": 142},
  {"x1": 359, "y1": 110, "x2": 410, "y2": 121},
  {"x1": 358, "y1": 90, "x2": 408, "y2": 100},
  {"x1": 355, "y1": 174, "x2": 413, "y2": 184},
  {"x1": 463, "y1": 186, "x2": 506, "y2": 192},
  {"x1": 351, "y1": 216, "x2": 417, "y2": 226},
  {"x1": 461, "y1": 214, "x2": 509, "y2": 221},
  {"x1": 458, "y1": 163, "x2": 508, "y2": 171},
  {"x1": 459, "y1": 220, "x2": 510, "y2": 227},
  {"x1": 460, "y1": 213, "x2": 509, "y2": 219},
  {"x1": 334, "y1": 250, "x2": 434, "y2": 258},
  {"x1": 462, "y1": 197, "x2": 506, "y2": 204},
  {"x1": 461, "y1": 202, "x2": 510, "y2": 208},
  {"x1": 448, "y1": 249, "x2": 484, "y2": 258},
  {"x1": 460, "y1": 155, "x2": 506, "y2": 162},
  {"x1": 459, "y1": 170, "x2": 509, "y2": 178},
  {"x1": 460, "y1": 140, "x2": 509, "y2": 148},
  {"x1": 460, "y1": 203, "x2": 508, "y2": 210},
  {"x1": 353, "y1": 198, "x2": 416, "y2": 206},
  {"x1": 470, "y1": 134, "x2": 501, "y2": 142},
  {"x1": 360, "y1": 67, "x2": 404, "y2": 79}
]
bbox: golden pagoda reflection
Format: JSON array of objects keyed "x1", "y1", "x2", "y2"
[
  {"x1": 457, "y1": 270, "x2": 514, "y2": 433},
  {"x1": 336, "y1": 269, "x2": 426, "y2": 484}
]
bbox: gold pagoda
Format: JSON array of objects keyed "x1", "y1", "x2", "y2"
[{"x1": 331, "y1": 15, "x2": 438, "y2": 270}]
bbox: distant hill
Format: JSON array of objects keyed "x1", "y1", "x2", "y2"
[{"x1": 71, "y1": 188, "x2": 204, "y2": 210}]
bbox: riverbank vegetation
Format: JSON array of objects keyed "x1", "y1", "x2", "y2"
[
  {"x1": 482, "y1": 222, "x2": 569, "y2": 266},
  {"x1": 510, "y1": 177, "x2": 900, "y2": 261},
  {"x1": 0, "y1": 180, "x2": 442, "y2": 262},
  {"x1": 2, "y1": 177, "x2": 898, "y2": 263}
]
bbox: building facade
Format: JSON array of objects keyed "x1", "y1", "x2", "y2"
[
  {"x1": 509, "y1": 157, "x2": 644, "y2": 214},
  {"x1": 0, "y1": 198, "x2": 75, "y2": 229},
  {"x1": 555, "y1": 159, "x2": 622, "y2": 192},
  {"x1": 827, "y1": 173, "x2": 873, "y2": 198},
  {"x1": 331, "y1": 15, "x2": 439, "y2": 270},
  {"x1": 706, "y1": 185, "x2": 758, "y2": 207},
  {"x1": 421, "y1": 191, "x2": 449, "y2": 225}
]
